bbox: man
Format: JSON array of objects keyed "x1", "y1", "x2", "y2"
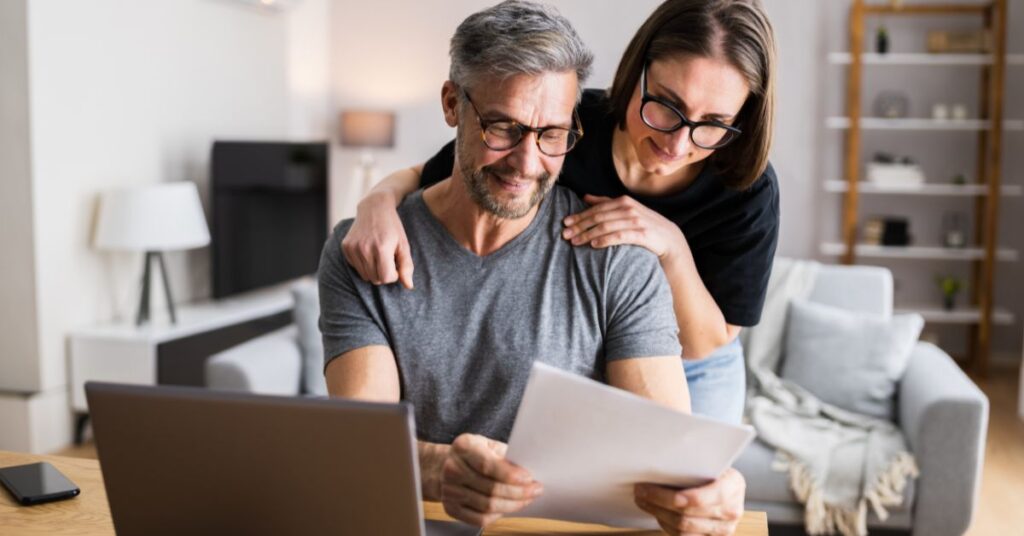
[{"x1": 319, "y1": 2, "x2": 743, "y2": 534}]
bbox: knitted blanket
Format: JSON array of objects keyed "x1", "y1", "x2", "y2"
[{"x1": 740, "y1": 259, "x2": 918, "y2": 536}]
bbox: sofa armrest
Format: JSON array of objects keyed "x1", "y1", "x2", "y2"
[
  {"x1": 205, "y1": 325, "x2": 302, "y2": 396},
  {"x1": 898, "y1": 342, "x2": 988, "y2": 536}
]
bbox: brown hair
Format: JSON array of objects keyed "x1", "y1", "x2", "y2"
[{"x1": 608, "y1": 0, "x2": 776, "y2": 190}]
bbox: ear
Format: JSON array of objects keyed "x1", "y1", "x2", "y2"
[{"x1": 441, "y1": 81, "x2": 460, "y2": 127}]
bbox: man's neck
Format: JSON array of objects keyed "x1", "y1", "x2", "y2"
[{"x1": 422, "y1": 175, "x2": 541, "y2": 257}]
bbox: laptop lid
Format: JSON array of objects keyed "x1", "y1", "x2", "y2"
[{"x1": 85, "y1": 382, "x2": 426, "y2": 536}]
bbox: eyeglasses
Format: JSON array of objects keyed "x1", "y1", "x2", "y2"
[
  {"x1": 640, "y1": 62, "x2": 742, "y2": 150},
  {"x1": 461, "y1": 89, "x2": 584, "y2": 157}
]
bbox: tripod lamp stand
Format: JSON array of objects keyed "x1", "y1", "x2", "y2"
[{"x1": 94, "y1": 182, "x2": 210, "y2": 326}]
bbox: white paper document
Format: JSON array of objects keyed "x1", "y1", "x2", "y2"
[{"x1": 505, "y1": 362, "x2": 755, "y2": 529}]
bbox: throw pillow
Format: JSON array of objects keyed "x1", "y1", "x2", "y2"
[
  {"x1": 780, "y1": 299, "x2": 923, "y2": 421},
  {"x1": 291, "y1": 279, "x2": 327, "y2": 396}
]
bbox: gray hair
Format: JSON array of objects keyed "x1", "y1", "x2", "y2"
[{"x1": 449, "y1": 0, "x2": 593, "y2": 100}]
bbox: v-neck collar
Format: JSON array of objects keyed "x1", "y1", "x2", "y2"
[{"x1": 410, "y1": 188, "x2": 552, "y2": 267}]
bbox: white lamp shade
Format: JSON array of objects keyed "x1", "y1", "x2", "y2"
[{"x1": 94, "y1": 182, "x2": 211, "y2": 251}]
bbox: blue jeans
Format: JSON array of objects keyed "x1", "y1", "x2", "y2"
[{"x1": 682, "y1": 337, "x2": 746, "y2": 425}]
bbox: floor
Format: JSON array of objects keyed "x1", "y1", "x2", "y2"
[
  {"x1": 56, "y1": 368, "x2": 1024, "y2": 535},
  {"x1": 964, "y1": 367, "x2": 1024, "y2": 536}
]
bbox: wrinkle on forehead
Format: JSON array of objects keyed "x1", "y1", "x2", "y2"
[{"x1": 469, "y1": 72, "x2": 577, "y2": 129}]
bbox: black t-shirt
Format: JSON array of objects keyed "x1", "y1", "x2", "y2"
[{"x1": 420, "y1": 89, "x2": 779, "y2": 326}]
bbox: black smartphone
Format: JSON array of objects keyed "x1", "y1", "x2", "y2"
[{"x1": 0, "y1": 462, "x2": 80, "y2": 506}]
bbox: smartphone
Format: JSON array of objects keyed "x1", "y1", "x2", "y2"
[{"x1": 0, "y1": 462, "x2": 80, "y2": 506}]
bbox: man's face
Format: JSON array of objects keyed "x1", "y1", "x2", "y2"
[{"x1": 446, "y1": 72, "x2": 578, "y2": 219}]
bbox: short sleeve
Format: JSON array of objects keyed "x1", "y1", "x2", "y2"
[
  {"x1": 603, "y1": 246, "x2": 683, "y2": 361},
  {"x1": 317, "y1": 221, "x2": 391, "y2": 370},
  {"x1": 420, "y1": 141, "x2": 456, "y2": 188},
  {"x1": 693, "y1": 168, "x2": 779, "y2": 327}
]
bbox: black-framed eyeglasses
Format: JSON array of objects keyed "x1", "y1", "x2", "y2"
[
  {"x1": 640, "y1": 62, "x2": 742, "y2": 150},
  {"x1": 461, "y1": 89, "x2": 584, "y2": 157}
]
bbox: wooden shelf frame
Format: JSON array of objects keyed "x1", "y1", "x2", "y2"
[
  {"x1": 896, "y1": 305, "x2": 1015, "y2": 325},
  {"x1": 820, "y1": 242, "x2": 1019, "y2": 262},
  {"x1": 862, "y1": 3, "x2": 989, "y2": 16},
  {"x1": 828, "y1": 52, "x2": 1024, "y2": 65},
  {"x1": 823, "y1": 181, "x2": 1023, "y2": 196},
  {"x1": 837, "y1": 0, "x2": 1011, "y2": 374},
  {"x1": 826, "y1": 117, "x2": 1024, "y2": 130}
]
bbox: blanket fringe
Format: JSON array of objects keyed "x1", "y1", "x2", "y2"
[
  {"x1": 864, "y1": 451, "x2": 920, "y2": 521},
  {"x1": 775, "y1": 451, "x2": 918, "y2": 536}
]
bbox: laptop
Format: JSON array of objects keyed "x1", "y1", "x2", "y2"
[{"x1": 85, "y1": 382, "x2": 480, "y2": 536}]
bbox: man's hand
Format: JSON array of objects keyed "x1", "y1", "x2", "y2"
[
  {"x1": 634, "y1": 467, "x2": 746, "y2": 536},
  {"x1": 439, "y1": 434, "x2": 543, "y2": 527}
]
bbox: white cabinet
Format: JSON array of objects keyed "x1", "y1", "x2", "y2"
[{"x1": 68, "y1": 284, "x2": 295, "y2": 440}]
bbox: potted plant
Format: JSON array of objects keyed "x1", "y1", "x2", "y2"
[{"x1": 936, "y1": 275, "x2": 963, "y2": 311}]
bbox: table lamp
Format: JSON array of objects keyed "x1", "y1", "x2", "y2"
[
  {"x1": 94, "y1": 182, "x2": 211, "y2": 326},
  {"x1": 339, "y1": 109, "x2": 395, "y2": 195}
]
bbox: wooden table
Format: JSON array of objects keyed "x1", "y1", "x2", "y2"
[{"x1": 1, "y1": 451, "x2": 768, "y2": 535}]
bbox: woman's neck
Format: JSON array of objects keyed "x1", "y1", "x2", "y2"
[{"x1": 611, "y1": 128, "x2": 704, "y2": 197}]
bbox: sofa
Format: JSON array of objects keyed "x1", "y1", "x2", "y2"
[
  {"x1": 737, "y1": 264, "x2": 988, "y2": 536},
  {"x1": 205, "y1": 264, "x2": 988, "y2": 535}
]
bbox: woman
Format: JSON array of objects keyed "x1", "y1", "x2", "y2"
[{"x1": 343, "y1": 0, "x2": 778, "y2": 426}]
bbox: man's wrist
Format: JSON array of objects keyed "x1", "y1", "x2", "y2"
[{"x1": 417, "y1": 441, "x2": 450, "y2": 501}]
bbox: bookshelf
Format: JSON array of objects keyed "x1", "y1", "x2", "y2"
[{"x1": 825, "y1": 0, "x2": 1017, "y2": 373}]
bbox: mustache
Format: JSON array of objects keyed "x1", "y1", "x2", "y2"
[{"x1": 483, "y1": 164, "x2": 551, "y2": 184}]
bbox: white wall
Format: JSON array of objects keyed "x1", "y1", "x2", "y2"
[
  {"x1": 0, "y1": 0, "x2": 42, "y2": 393},
  {"x1": 0, "y1": 0, "x2": 306, "y2": 452},
  {"x1": 26, "y1": 0, "x2": 292, "y2": 395},
  {"x1": 287, "y1": 0, "x2": 332, "y2": 140}
]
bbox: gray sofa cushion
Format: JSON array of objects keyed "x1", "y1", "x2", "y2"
[
  {"x1": 780, "y1": 300, "x2": 923, "y2": 420},
  {"x1": 292, "y1": 280, "x2": 327, "y2": 396}
]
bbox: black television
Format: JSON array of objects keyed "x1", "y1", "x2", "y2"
[{"x1": 210, "y1": 141, "x2": 329, "y2": 299}]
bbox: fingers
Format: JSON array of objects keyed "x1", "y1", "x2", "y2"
[
  {"x1": 636, "y1": 496, "x2": 737, "y2": 536},
  {"x1": 571, "y1": 220, "x2": 646, "y2": 248},
  {"x1": 442, "y1": 465, "x2": 538, "y2": 512},
  {"x1": 635, "y1": 497, "x2": 683, "y2": 536},
  {"x1": 679, "y1": 468, "x2": 745, "y2": 511},
  {"x1": 395, "y1": 238, "x2": 415, "y2": 290},
  {"x1": 452, "y1": 435, "x2": 531, "y2": 485},
  {"x1": 370, "y1": 245, "x2": 398, "y2": 286},
  {"x1": 341, "y1": 237, "x2": 373, "y2": 283},
  {"x1": 341, "y1": 233, "x2": 416, "y2": 289},
  {"x1": 444, "y1": 453, "x2": 541, "y2": 502},
  {"x1": 442, "y1": 434, "x2": 541, "y2": 527},
  {"x1": 634, "y1": 473, "x2": 746, "y2": 536},
  {"x1": 636, "y1": 483, "x2": 689, "y2": 511},
  {"x1": 563, "y1": 196, "x2": 637, "y2": 229}
]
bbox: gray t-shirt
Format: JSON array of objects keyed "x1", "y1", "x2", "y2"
[{"x1": 319, "y1": 185, "x2": 681, "y2": 444}]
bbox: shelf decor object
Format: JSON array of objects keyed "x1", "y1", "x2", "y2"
[
  {"x1": 831, "y1": 0, "x2": 1016, "y2": 373},
  {"x1": 94, "y1": 182, "x2": 211, "y2": 326}
]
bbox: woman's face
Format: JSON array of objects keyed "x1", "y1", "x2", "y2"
[{"x1": 623, "y1": 54, "x2": 750, "y2": 177}]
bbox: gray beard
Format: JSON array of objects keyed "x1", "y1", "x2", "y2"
[
  {"x1": 456, "y1": 134, "x2": 556, "y2": 219},
  {"x1": 461, "y1": 165, "x2": 555, "y2": 219}
]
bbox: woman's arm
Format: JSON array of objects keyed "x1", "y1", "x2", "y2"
[
  {"x1": 561, "y1": 194, "x2": 738, "y2": 359},
  {"x1": 341, "y1": 165, "x2": 423, "y2": 289},
  {"x1": 660, "y1": 244, "x2": 742, "y2": 359}
]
